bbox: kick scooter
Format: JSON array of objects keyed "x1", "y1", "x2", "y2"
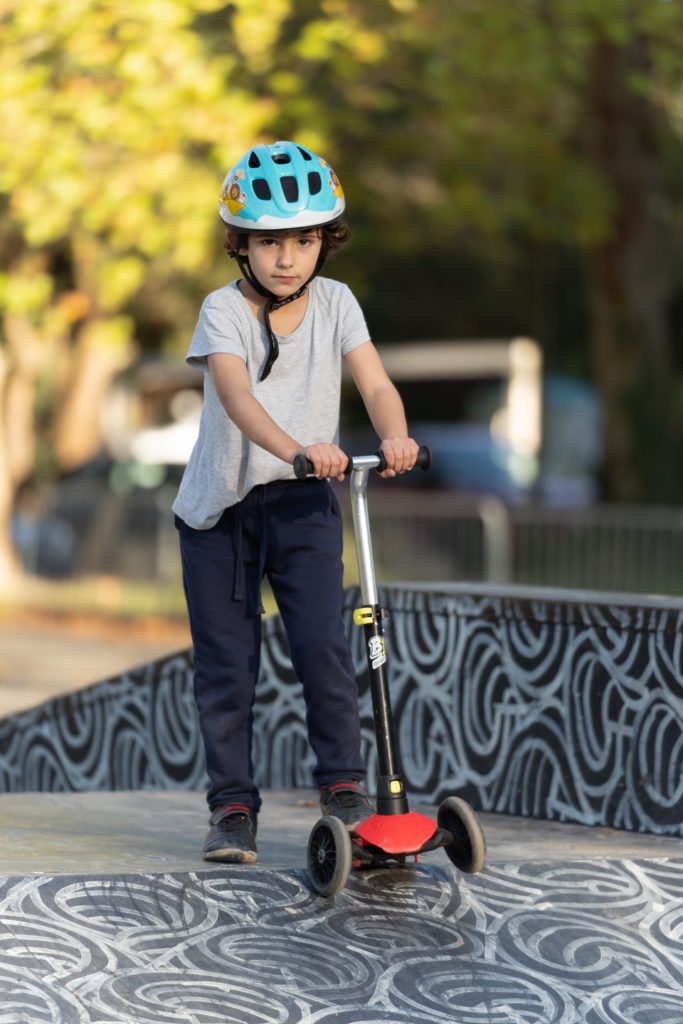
[{"x1": 294, "y1": 447, "x2": 487, "y2": 896}]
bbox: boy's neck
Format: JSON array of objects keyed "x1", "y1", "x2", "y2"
[
  {"x1": 237, "y1": 277, "x2": 310, "y2": 331},
  {"x1": 236, "y1": 277, "x2": 266, "y2": 307},
  {"x1": 237, "y1": 277, "x2": 309, "y2": 309}
]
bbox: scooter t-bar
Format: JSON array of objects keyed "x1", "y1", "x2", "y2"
[
  {"x1": 301, "y1": 443, "x2": 486, "y2": 895},
  {"x1": 294, "y1": 446, "x2": 432, "y2": 814}
]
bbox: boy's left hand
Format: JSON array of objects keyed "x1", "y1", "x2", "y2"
[{"x1": 378, "y1": 437, "x2": 419, "y2": 478}]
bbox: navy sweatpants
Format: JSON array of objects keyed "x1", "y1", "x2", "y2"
[{"x1": 176, "y1": 478, "x2": 365, "y2": 814}]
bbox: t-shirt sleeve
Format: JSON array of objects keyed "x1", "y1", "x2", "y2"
[
  {"x1": 185, "y1": 289, "x2": 247, "y2": 371},
  {"x1": 338, "y1": 284, "x2": 371, "y2": 356}
]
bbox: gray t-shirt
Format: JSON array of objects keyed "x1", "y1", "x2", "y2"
[{"x1": 172, "y1": 276, "x2": 370, "y2": 529}]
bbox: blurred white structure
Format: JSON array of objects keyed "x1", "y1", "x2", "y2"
[
  {"x1": 101, "y1": 363, "x2": 202, "y2": 466},
  {"x1": 376, "y1": 337, "x2": 543, "y2": 490}
]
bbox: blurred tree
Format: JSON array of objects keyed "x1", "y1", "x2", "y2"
[
  {"x1": 0, "y1": 0, "x2": 277, "y2": 586},
  {"x1": 249, "y1": 0, "x2": 683, "y2": 501},
  {"x1": 1, "y1": 0, "x2": 683, "y2": 591}
]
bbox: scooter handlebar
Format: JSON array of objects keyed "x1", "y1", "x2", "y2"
[{"x1": 293, "y1": 445, "x2": 432, "y2": 480}]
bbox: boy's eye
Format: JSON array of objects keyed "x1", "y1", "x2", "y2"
[{"x1": 255, "y1": 233, "x2": 317, "y2": 248}]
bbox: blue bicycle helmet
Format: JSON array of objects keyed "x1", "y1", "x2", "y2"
[{"x1": 219, "y1": 141, "x2": 345, "y2": 231}]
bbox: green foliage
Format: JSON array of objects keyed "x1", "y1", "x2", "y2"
[
  {"x1": 264, "y1": 0, "x2": 683, "y2": 248},
  {"x1": 0, "y1": 0, "x2": 272, "y2": 322},
  {"x1": 3, "y1": 0, "x2": 682, "y2": 332},
  {"x1": 0, "y1": 0, "x2": 682, "y2": 502}
]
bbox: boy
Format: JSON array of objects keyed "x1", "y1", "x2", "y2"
[{"x1": 173, "y1": 141, "x2": 418, "y2": 863}]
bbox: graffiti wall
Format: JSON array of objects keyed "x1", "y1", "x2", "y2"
[{"x1": 1, "y1": 584, "x2": 681, "y2": 836}]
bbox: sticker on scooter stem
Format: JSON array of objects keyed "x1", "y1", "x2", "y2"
[{"x1": 368, "y1": 635, "x2": 386, "y2": 669}]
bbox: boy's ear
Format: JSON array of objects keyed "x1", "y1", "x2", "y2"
[{"x1": 225, "y1": 230, "x2": 248, "y2": 254}]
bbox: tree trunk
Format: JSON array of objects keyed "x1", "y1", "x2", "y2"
[
  {"x1": 52, "y1": 318, "x2": 132, "y2": 471},
  {"x1": 3, "y1": 314, "x2": 41, "y2": 482},
  {"x1": 0, "y1": 313, "x2": 47, "y2": 590},
  {"x1": 0, "y1": 344, "x2": 22, "y2": 591},
  {"x1": 583, "y1": 35, "x2": 677, "y2": 502}
]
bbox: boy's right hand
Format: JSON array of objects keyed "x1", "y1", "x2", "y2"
[{"x1": 296, "y1": 443, "x2": 349, "y2": 481}]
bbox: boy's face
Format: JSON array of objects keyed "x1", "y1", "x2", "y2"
[{"x1": 239, "y1": 229, "x2": 323, "y2": 299}]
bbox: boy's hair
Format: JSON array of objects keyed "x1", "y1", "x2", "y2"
[{"x1": 223, "y1": 218, "x2": 351, "y2": 261}]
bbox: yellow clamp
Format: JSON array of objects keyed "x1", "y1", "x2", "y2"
[{"x1": 353, "y1": 606, "x2": 374, "y2": 626}]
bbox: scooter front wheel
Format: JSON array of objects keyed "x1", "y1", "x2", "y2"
[
  {"x1": 438, "y1": 796, "x2": 487, "y2": 874},
  {"x1": 307, "y1": 816, "x2": 353, "y2": 896}
]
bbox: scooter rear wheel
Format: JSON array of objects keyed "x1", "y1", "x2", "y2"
[
  {"x1": 437, "y1": 796, "x2": 487, "y2": 874},
  {"x1": 307, "y1": 816, "x2": 353, "y2": 896}
]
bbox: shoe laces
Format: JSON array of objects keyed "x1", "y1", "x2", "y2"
[
  {"x1": 214, "y1": 806, "x2": 254, "y2": 830},
  {"x1": 325, "y1": 785, "x2": 368, "y2": 808},
  {"x1": 225, "y1": 812, "x2": 252, "y2": 830}
]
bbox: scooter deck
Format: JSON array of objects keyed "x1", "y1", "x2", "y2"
[
  {"x1": 351, "y1": 812, "x2": 453, "y2": 868},
  {"x1": 353, "y1": 810, "x2": 439, "y2": 853}
]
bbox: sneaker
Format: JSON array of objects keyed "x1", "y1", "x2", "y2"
[
  {"x1": 319, "y1": 781, "x2": 373, "y2": 831},
  {"x1": 203, "y1": 805, "x2": 258, "y2": 863}
]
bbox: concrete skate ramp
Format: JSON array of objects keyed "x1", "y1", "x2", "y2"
[
  {"x1": 1, "y1": 580, "x2": 681, "y2": 1020},
  {"x1": 1, "y1": 790, "x2": 682, "y2": 1023},
  {"x1": 2, "y1": 583, "x2": 682, "y2": 839}
]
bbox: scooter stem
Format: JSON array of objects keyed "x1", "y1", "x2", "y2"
[
  {"x1": 349, "y1": 461, "x2": 379, "y2": 607},
  {"x1": 349, "y1": 456, "x2": 409, "y2": 815}
]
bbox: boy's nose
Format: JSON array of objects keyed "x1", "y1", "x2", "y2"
[{"x1": 277, "y1": 242, "x2": 295, "y2": 266}]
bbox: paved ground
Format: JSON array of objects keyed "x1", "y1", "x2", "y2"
[
  {"x1": 2, "y1": 789, "x2": 682, "y2": 877},
  {"x1": 0, "y1": 615, "x2": 191, "y2": 717},
  {"x1": 2, "y1": 617, "x2": 682, "y2": 1022},
  {"x1": 1, "y1": 789, "x2": 682, "y2": 1023}
]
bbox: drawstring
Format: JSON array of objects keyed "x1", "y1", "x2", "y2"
[
  {"x1": 232, "y1": 503, "x2": 244, "y2": 604},
  {"x1": 231, "y1": 486, "x2": 269, "y2": 616}
]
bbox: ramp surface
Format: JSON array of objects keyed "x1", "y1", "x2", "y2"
[{"x1": 1, "y1": 791, "x2": 681, "y2": 1023}]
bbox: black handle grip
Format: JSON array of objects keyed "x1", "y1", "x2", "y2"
[
  {"x1": 293, "y1": 453, "x2": 315, "y2": 480},
  {"x1": 416, "y1": 444, "x2": 432, "y2": 471},
  {"x1": 372, "y1": 444, "x2": 432, "y2": 473},
  {"x1": 294, "y1": 451, "x2": 352, "y2": 479},
  {"x1": 293, "y1": 445, "x2": 432, "y2": 479}
]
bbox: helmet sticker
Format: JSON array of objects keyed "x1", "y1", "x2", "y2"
[
  {"x1": 321, "y1": 160, "x2": 343, "y2": 200},
  {"x1": 220, "y1": 169, "x2": 247, "y2": 216}
]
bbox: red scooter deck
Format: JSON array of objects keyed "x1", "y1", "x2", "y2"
[{"x1": 354, "y1": 810, "x2": 437, "y2": 854}]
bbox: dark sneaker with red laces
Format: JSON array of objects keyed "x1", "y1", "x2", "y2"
[
  {"x1": 319, "y1": 781, "x2": 373, "y2": 831},
  {"x1": 203, "y1": 805, "x2": 258, "y2": 863}
]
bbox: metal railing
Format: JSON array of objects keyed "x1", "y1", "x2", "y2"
[
  {"x1": 336, "y1": 489, "x2": 683, "y2": 597},
  {"x1": 510, "y1": 502, "x2": 683, "y2": 595},
  {"x1": 15, "y1": 485, "x2": 683, "y2": 599}
]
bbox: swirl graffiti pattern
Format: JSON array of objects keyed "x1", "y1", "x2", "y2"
[
  {"x1": 1, "y1": 584, "x2": 681, "y2": 838},
  {"x1": 0, "y1": 857, "x2": 682, "y2": 1023}
]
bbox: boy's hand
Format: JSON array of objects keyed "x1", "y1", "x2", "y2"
[
  {"x1": 379, "y1": 437, "x2": 419, "y2": 478},
  {"x1": 298, "y1": 443, "x2": 349, "y2": 481}
]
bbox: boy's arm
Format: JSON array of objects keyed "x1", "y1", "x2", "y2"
[
  {"x1": 208, "y1": 353, "x2": 348, "y2": 480},
  {"x1": 344, "y1": 341, "x2": 419, "y2": 477}
]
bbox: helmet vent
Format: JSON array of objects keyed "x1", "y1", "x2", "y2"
[
  {"x1": 253, "y1": 178, "x2": 272, "y2": 200},
  {"x1": 248, "y1": 152, "x2": 261, "y2": 168},
  {"x1": 272, "y1": 152, "x2": 291, "y2": 164},
  {"x1": 281, "y1": 175, "x2": 299, "y2": 202},
  {"x1": 297, "y1": 147, "x2": 313, "y2": 161},
  {"x1": 308, "y1": 172, "x2": 322, "y2": 195}
]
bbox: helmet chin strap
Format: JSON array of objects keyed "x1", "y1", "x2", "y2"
[{"x1": 236, "y1": 251, "x2": 325, "y2": 381}]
